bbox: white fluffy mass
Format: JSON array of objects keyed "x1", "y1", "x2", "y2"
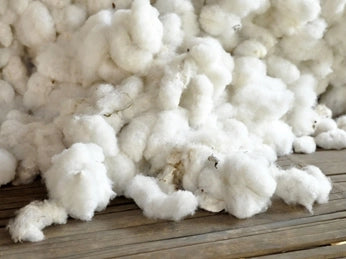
[{"x1": 1, "y1": 0, "x2": 345, "y2": 242}]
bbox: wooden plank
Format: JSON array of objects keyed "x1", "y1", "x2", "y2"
[
  {"x1": 285, "y1": 150, "x2": 346, "y2": 176},
  {"x1": 254, "y1": 243, "x2": 346, "y2": 259},
  {"x1": 1, "y1": 205, "x2": 345, "y2": 258},
  {"x1": 116, "y1": 219, "x2": 346, "y2": 259}
]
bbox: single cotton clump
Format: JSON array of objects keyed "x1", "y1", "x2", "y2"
[
  {"x1": 44, "y1": 143, "x2": 115, "y2": 220},
  {"x1": 0, "y1": 148, "x2": 16, "y2": 185},
  {"x1": 293, "y1": 136, "x2": 316, "y2": 154},
  {"x1": 275, "y1": 166, "x2": 332, "y2": 212},
  {"x1": 7, "y1": 200, "x2": 67, "y2": 242},
  {"x1": 126, "y1": 174, "x2": 198, "y2": 221}
]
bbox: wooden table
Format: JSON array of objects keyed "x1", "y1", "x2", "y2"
[{"x1": 1, "y1": 150, "x2": 346, "y2": 258}]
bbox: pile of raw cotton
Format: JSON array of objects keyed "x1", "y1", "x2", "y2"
[{"x1": 1, "y1": 0, "x2": 345, "y2": 242}]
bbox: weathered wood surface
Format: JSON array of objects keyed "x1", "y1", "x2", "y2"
[{"x1": 0, "y1": 150, "x2": 345, "y2": 258}]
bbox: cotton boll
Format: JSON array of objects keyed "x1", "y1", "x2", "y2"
[
  {"x1": 196, "y1": 163, "x2": 226, "y2": 213},
  {"x1": 23, "y1": 73, "x2": 55, "y2": 110},
  {"x1": 181, "y1": 74, "x2": 213, "y2": 128},
  {"x1": 315, "y1": 129, "x2": 346, "y2": 150},
  {"x1": 281, "y1": 35, "x2": 330, "y2": 63},
  {"x1": 126, "y1": 174, "x2": 198, "y2": 221},
  {"x1": 199, "y1": 5, "x2": 228, "y2": 36},
  {"x1": 0, "y1": 0, "x2": 8, "y2": 16},
  {"x1": 34, "y1": 124, "x2": 65, "y2": 172},
  {"x1": 220, "y1": 118, "x2": 249, "y2": 151},
  {"x1": 7, "y1": 200, "x2": 67, "y2": 242},
  {"x1": 45, "y1": 143, "x2": 115, "y2": 221},
  {"x1": 321, "y1": 0, "x2": 346, "y2": 24},
  {"x1": 0, "y1": 22, "x2": 12, "y2": 47},
  {"x1": 0, "y1": 79, "x2": 15, "y2": 104},
  {"x1": 337, "y1": 115, "x2": 346, "y2": 131},
  {"x1": 155, "y1": 0, "x2": 199, "y2": 36},
  {"x1": 15, "y1": 1, "x2": 56, "y2": 49},
  {"x1": 36, "y1": 42, "x2": 79, "y2": 83},
  {"x1": 144, "y1": 110, "x2": 190, "y2": 171},
  {"x1": 41, "y1": 0, "x2": 71, "y2": 9},
  {"x1": 320, "y1": 86, "x2": 346, "y2": 117},
  {"x1": 0, "y1": 119, "x2": 42, "y2": 185},
  {"x1": 63, "y1": 115, "x2": 118, "y2": 157},
  {"x1": 266, "y1": 56, "x2": 300, "y2": 84},
  {"x1": 105, "y1": 153, "x2": 136, "y2": 195},
  {"x1": 241, "y1": 22, "x2": 277, "y2": 51},
  {"x1": 233, "y1": 40, "x2": 267, "y2": 58},
  {"x1": 286, "y1": 107, "x2": 319, "y2": 137},
  {"x1": 97, "y1": 57, "x2": 130, "y2": 85},
  {"x1": 302, "y1": 18, "x2": 327, "y2": 39},
  {"x1": 90, "y1": 83, "x2": 136, "y2": 116},
  {"x1": 53, "y1": 4, "x2": 87, "y2": 33},
  {"x1": 157, "y1": 57, "x2": 194, "y2": 110},
  {"x1": 0, "y1": 148, "x2": 16, "y2": 186},
  {"x1": 160, "y1": 13, "x2": 184, "y2": 49},
  {"x1": 232, "y1": 77, "x2": 294, "y2": 123},
  {"x1": 187, "y1": 37, "x2": 234, "y2": 98},
  {"x1": 256, "y1": 121, "x2": 295, "y2": 156},
  {"x1": 289, "y1": 74, "x2": 317, "y2": 108},
  {"x1": 2, "y1": 56, "x2": 28, "y2": 95},
  {"x1": 232, "y1": 57, "x2": 267, "y2": 87},
  {"x1": 180, "y1": 144, "x2": 219, "y2": 192},
  {"x1": 75, "y1": 10, "x2": 112, "y2": 86},
  {"x1": 118, "y1": 113, "x2": 156, "y2": 162},
  {"x1": 110, "y1": 0, "x2": 163, "y2": 74},
  {"x1": 271, "y1": 0, "x2": 321, "y2": 35},
  {"x1": 325, "y1": 18, "x2": 346, "y2": 54},
  {"x1": 329, "y1": 57, "x2": 346, "y2": 88},
  {"x1": 8, "y1": 0, "x2": 29, "y2": 15},
  {"x1": 199, "y1": 4, "x2": 240, "y2": 38},
  {"x1": 217, "y1": 0, "x2": 270, "y2": 18},
  {"x1": 221, "y1": 154, "x2": 277, "y2": 218},
  {"x1": 314, "y1": 118, "x2": 337, "y2": 136},
  {"x1": 0, "y1": 48, "x2": 10, "y2": 68},
  {"x1": 130, "y1": 0, "x2": 163, "y2": 53},
  {"x1": 293, "y1": 136, "x2": 316, "y2": 154},
  {"x1": 315, "y1": 104, "x2": 333, "y2": 119},
  {"x1": 85, "y1": 0, "x2": 114, "y2": 15},
  {"x1": 117, "y1": 76, "x2": 144, "y2": 100},
  {"x1": 275, "y1": 166, "x2": 332, "y2": 212}
]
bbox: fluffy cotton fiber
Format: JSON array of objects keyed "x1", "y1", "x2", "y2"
[
  {"x1": 2, "y1": 0, "x2": 346, "y2": 243},
  {"x1": 0, "y1": 148, "x2": 16, "y2": 185}
]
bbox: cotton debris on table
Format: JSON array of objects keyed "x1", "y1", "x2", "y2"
[{"x1": 0, "y1": 0, "x2": 344, "y2": 242}]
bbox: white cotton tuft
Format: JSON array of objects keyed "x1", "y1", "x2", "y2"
[
  {"x1": 275, "y1": 166, "x2": 332, "y2": 212},
  {"x1": 63, "y1": 115, "x2": 118, "y2": 157},
  {"x1": 7, "y1": 200, "x2": 67, "y2": 242},
  {"x1": 44, "y1": 143, "x2": 115, "y2": 221},
  {"x1": 337, "y1": 115, "x2": 346, "y2": 131},
  {"x1": 293, "y1": 136, "x2": 316, "y2": 154},
  {"x1": 109, "y1": 0, "x2": 163, "y2": 74},
  {"x1": 0, "y1": 22, "x2": 12, "y2": 47},
  {"x1": 315, "y1": 129, "x2": 346, "y2": 150},
  {"x1": 266, "y1": 56, "x2": 300, "y2": 84},
  {"x1": 105, "y1": 153, "x2": 136, "y2": 195},
  {"x1": 320, "y1": 87, "x2": 346, "y2": 117},
  {"x1": 234, "y1": 40, "x2": 267, "y2": 58},
  {"x1": 126, "y1": 174, "x2": 198, "y2": 221},
  {"x1": 0, "y1": 148, "x2": 16, "y2": 186},
  {"x1": 0, "y1": 80, "x2": 15, "y2": 105},
  {"x1": 222, "y1": 154, "x2": 277, "y2": 218},
  {"x1": 15, "y1": 1, "x2": 56, "y2": 49},
  {"x1": 314, "y1": 118, "x2": 337, "y2": 136}
]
